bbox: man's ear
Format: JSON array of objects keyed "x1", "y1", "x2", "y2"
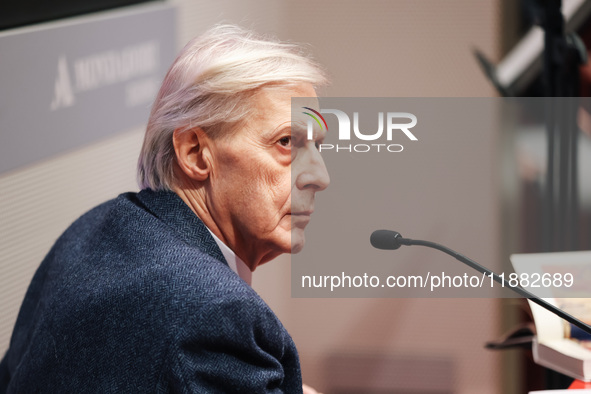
[{"x1": 173, "y1": 127, "x2": 211, "y2": 182}]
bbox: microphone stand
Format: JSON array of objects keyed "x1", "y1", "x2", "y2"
[{"x1": 536, "y1": 0, "x2": 586, "y2": 252}]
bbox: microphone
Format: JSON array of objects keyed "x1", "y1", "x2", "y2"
[
  {"x1": 370, "y1": 230, "x2": 410, "y2": 250},
  {"x1": 370, "y1": 229, "x2": 591, "y2": 336}
]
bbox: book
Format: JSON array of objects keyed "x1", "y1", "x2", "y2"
[{"x1": 511, "y1": 251, "x2": 591, "y2": 382}]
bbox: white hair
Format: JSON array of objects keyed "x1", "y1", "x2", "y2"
[{"x1": 137, "y1": 24, "x2": 328, "y2": 191}]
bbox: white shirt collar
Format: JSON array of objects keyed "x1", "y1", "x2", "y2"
[{"x1": 205, "y1": 228, "x2": 252, "y2": 286}]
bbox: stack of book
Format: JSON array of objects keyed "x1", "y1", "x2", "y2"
[{"x1": 511, "y1": 251, "x2": 591, "y2": 382}]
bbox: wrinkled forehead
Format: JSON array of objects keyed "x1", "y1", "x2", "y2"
[
  {"x1": 220, "y1": 85, "x2": 318, "y2": 138},
  {"x1": 241, "y1": 84, "x2": 320, "y2": 134}
]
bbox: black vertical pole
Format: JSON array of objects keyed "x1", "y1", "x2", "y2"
[
  {"x1": 542, "y1": 0, "x2": 563, "y2": 252},
  {"x1": 539, "y1": 0, "x2": 584, "y2": 388}
]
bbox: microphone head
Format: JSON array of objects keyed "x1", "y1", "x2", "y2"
[{"x1": 370, "y1": 230, "x2": 404, "y2": 250}]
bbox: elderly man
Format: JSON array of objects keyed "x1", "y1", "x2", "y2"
[{"x1": 0, "y1": 25, "x2": 329, "y2": 393}]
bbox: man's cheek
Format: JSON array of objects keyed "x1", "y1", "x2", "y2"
[{"x1": 259, "y1": 171, "x2": 288, "y2": 199}]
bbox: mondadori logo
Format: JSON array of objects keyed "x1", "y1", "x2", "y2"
[{"x1": 303, "y1": 107, "x2": 418, "y2": 153}]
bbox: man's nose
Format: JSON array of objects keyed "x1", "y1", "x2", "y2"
[{"x1": 295, "y1": 147, "x2": 330, "y2": 191}]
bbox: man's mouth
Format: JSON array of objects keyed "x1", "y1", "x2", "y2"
[
  {"x1": 291, "y1": 210, "x2": 313, "y2": 216},
  {"x1": 289, "y1": 211, "x2": 313, "y2": 226}
]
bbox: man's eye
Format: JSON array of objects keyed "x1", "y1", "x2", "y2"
[{"x1": 278, "y1": 136, "x2": 291, "y2": 147}]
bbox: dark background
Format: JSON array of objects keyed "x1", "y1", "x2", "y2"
[{"x1": 0, "y1": 0, "x2": 157, "y2": 30}]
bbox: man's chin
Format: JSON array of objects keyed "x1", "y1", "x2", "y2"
[
  {"x1": 291, "y1": 243, "x2": 304, "y2": 254},
  {"x1": 290, "y1": 232, "x2": 306, "y2": 254}
]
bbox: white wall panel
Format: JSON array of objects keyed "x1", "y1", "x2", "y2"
[{"x1": 0, "y1": 128, "x2": 143, "y2": 353}]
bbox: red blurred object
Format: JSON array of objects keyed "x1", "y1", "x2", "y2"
[{"x1": 569, "y1": 379, "x2": 591, "y2": 389}]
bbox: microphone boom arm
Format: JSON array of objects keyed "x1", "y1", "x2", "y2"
[{"x1": 398, "y1": 236, "x2": 591, "y2": 336}]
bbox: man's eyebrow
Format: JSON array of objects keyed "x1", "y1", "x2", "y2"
[
  {"x1": 291, "y1": 122, "x2": 307, "y2": 136},
  {"x1": 270, "y1": 122, "x2": 291, "y2": 134},
  {"x1": 271, "y1": 121, "x2": 307, "y2": 136}
]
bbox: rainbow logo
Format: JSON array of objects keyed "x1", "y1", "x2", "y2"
[{"x1": 302, "y1": 107, "x2": 328, "y2": 132}]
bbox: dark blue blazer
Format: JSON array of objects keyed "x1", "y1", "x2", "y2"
[{"x1": 0, "y1": 190, "x2": 302, "y2": 393}]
